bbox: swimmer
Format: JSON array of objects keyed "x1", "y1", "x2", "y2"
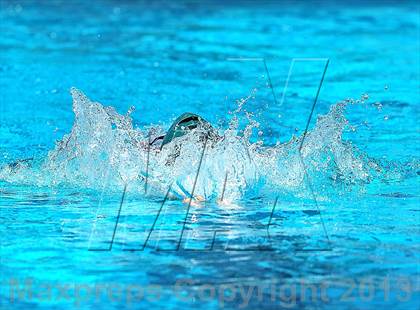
[
  {"x1": 145, "y1": 112, "x2": 224, "y2": 206},
  {"x1": 148, "y1": 112, "x2": 221, "y2": 150}
]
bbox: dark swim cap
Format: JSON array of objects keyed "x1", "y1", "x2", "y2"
[{"x1": 161, "y1": 112, "x2": 217, "y2": 148}]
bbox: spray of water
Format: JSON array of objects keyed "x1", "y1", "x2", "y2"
[{"x1": 0, "y1": 88, "x2": 396, "y2": 201}]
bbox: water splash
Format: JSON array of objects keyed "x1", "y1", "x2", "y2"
[{"x1": 0, "y1": 88, "x2": 401, "y2": 201}]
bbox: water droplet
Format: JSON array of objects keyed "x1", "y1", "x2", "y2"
[
  {"x1": 258, "y1": 130, "x2": 263, "y2": 136},
  {"x1": 384, "y1": 85, "x2": 389, "y2": 90},
  {"x1": 373, "y1": 102, "x2": 382, "y2": 110},
  {"x1": 127, "y1": 106, "x2": 135, "y2": 115},
  {"x1": 384, "y1": 115, "x2": 389, "y2": 121}
]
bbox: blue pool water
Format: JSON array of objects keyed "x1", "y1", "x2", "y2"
[{"x1": 1, "y1": 1, "x2": 419, "y2": 309}]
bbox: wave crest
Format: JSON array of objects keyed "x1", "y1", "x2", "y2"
[{"x1": 0, "y1": 88, "x2": 387, "y2": 200}]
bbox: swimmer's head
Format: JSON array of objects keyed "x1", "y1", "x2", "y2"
[{"x1": 149, "y1": 112, "x2": 220, "y2": 150}]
